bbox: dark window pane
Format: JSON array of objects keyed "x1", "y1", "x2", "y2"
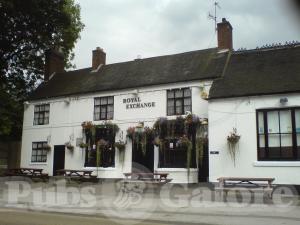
[
  {"x1": 107, "y1": 97, "x2": 114, "y2": 104},
  {"x1": 184, "y1": 106, "x2": 191, "y2": 113},
  {"x1": 95, "y1": 98, "x2": 100, "y2": 105},
  {"x1": 167, "y1": 107, "x2": 174, "y2": 116},
  {"x1": 167, "y1": 91, "x2": 174, "y2": 98},
  {"x1": 100, "y1": 97, "x2": 107, "y2": 105},
  {"x1": 167, "y1": 99, "x2": 174, "y2": 107},
  {"x1": 184, "y1": 98, "x2": 191, "y2": 106},
  {"x1": 175, "y1": 89, "x2": 183, "y2": 98},
  {"x1": 107, "y1": 112, "x2": 113, "y2": 120},
  {"x1": 184, "y1": 88, "x2": 191, "y2": 97},
  {"x1": 94, "y1": 106, "x2": 100, "y2": 113},
  {"x1": 175, "y1": 99, "x2": 182, "y2": 107},
  {"x1": 176, "y1": 107, "x2": 182, "y2": 115}
]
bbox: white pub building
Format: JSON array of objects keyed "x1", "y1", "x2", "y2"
[{"x1": 21, "y1": 19, "x2": 300, "y2": 184}]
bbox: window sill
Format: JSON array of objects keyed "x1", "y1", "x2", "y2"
[
  {"x1": 156, "y1": 168, "x2": 198, "y2": 172},
  {"x1": 83, "y1": 167, "x2": 115, "y2": 171},
  {"x1": 29, "y1": 162, "x2": 47, "y2": 165},
  {"x1": 253, "y1": 161, "x2": 300, "y2": 167}
]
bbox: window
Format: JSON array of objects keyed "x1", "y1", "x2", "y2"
[
  {"x1": 167, "y1": 88, "x2": 191, "y2": 116},
  {"x1": 34, "y1": 104, "x2": 50, "y2": 125},
  {"x1": 84, "y1": 128, "x2": 115, "y2": 167},
  {"x1": 257, "y1": 108, "x2": 300, "y2": 161},
  {"x1": 31, "y1": 142, "x2": 48, "y2": 163},
  {"x1": 159, "y1": 138, "x2": 196, "y2": 168},
  {"x1": 94, "y1": 96, "x2": 114, "y2": 120}
]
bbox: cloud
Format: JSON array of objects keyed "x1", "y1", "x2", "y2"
[{"x1": 73, "y1": 0, "x2": 300, "y2": 69}]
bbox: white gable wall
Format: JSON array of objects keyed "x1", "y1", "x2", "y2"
[
  {"x1": 21, "y1": 80, "x2": 211, "y2": 183},
  {"x1": 208, "y1": 93, "x2": 300, "y2": 185}
]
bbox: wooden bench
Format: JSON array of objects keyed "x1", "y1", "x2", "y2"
[
  {"x1": 4, "y1": 168, "x2": 49, "y2": 181},
  {"x1": 216, "y1": 177, "x2": 275, "y2": 198},
  {"x1": 56, "y1": 169, "x2": 97, "y2": 182}
]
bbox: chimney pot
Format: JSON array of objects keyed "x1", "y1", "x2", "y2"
[
  {"x1": 92, "y1": 47, "x2": 106, "y2": 70},
  {"x1": 217, "y1": 18, "x2": 233, "y2": 50},
  {"x1": 44, "y1": 49, "x2": 65, "y2": 81}
]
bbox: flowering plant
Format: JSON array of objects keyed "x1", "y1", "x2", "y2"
[
  {"x1": 227, "y1": 128, "x2": 241, "y2": 144},
  {"x1": 126, "y1": 127, "x2": 135, "y2": 139},
  {"x1": 227, "y1": 128, "x2": 241, "y2": 166},
  {"x1": 81, "y1": 121, "x2": 94, "y2": 130},
  {"x1": 185, "y1": 114, "x2": 200, "y2": 125},
  {"x1": 114, "y1": 141, "x2": 126, "y2": 151},
  {"x1": 44, "y1": 144, "x2": 51, "y2": 151},
  {"x1": 79, "y1": 142, "x2": 89, "y2": 148},
  {"x1": 65, "y1": 142, "x2": 74, "y2": 150}
]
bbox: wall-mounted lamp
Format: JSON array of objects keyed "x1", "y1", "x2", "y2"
[
  {"x1": 24, "y1": 101, "x2": 30, "y2": 108},
  {"x1": 279, "y1": 97, "x2": 288, "y2": 104},
  {"x1": 132, "y1": 89, "x2": 139, "y2": 96},
  {"x1": 64, "y1": 98, "x2": 70, "y2": 105}
]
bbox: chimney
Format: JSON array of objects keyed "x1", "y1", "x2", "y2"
[
  {"x1": 92, "y1": 47, "x2": 106, "y2": 70},
  {"x1": 217, "y1": 18, "x2": 233, "y2": 50},
  {"x1": 44, "y1": 49, "x2": 65, "y2": 81}
]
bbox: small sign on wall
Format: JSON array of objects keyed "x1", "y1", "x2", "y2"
[{"x1": 210, "y1": 151, "x2": 219, "y2": 155}]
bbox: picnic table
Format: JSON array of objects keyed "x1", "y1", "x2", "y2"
[
  {"x1": 56, "y1": 169, "x2": 97, "y2": 182},
  {"x1": 4, "y1": 167, "x2": 48, "y2": 181},
  {"x1": 216, "y1": 177, "x2": 275, "y2": 198},
  {"x1": 123, "y1": 172, "x2": 172, "y2": 184}
]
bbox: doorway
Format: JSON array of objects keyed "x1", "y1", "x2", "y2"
[
  {"x1": 198, "y1": 142, "x2": 209, "y2": 182},
  {"x1": 53, "y1": 145, "x2": 65, "y2": 176},
  {"x1": 132, "y1": 141, "x2": 154, "y2": 173}
]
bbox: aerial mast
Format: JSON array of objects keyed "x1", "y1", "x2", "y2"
[{"x1": 208, "y1": 1, "x2": 221, "y2": 32}]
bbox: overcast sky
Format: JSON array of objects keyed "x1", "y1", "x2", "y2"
[{"x1": 72, "y1": 0, "x2": 300, "y2": 69}]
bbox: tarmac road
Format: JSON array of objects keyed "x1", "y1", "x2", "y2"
[{"x1": 0, "y1": 209, "x2": 191, "y2": 225}]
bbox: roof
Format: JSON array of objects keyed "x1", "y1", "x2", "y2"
[
  {"x1": 209, "y1": 45, "x2": 300, "y2": 99},
  {"x1": 29, "y1": 48, "x2": 227, "y2": 100}
]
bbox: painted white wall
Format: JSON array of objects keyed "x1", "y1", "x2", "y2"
[
  {"x1": 21, "y1": 80, "x2": 212, "y2": 183},
  {"x1": 208, "y1": 93, "x2": 300, "y2": 185}
]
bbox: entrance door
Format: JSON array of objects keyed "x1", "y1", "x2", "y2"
[
  {"x1": 53, "y1": 145, "x2": 65, "y2": 176},
  {"x1": 198, "y1": 142, "x2": 209, "y2": 182},
  {"x1": 132, "y1": 142, "x2": 154, "y2": 173}
]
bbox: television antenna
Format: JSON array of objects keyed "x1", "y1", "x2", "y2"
[{"x1": 208, "y1": 1, "x2": 221, "y2": 31}]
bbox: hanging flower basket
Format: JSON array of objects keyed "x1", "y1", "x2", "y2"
[
  {"x1": 227, "y1": 128, "x2": 241, "y2": 166},
  {"x1": 79, "y1": 142, "x2": 89, "y2": 149},
  {"x1": 65, "y1": 142, "x2": 74, "y2": 151},
  {"x1": 114, "y1": 141, "x2": 126, "y2": 151},
  {"x1": 81, "y1": 121, "x2": 94, "y2": 131},
  {"x1": 44, "y1": 144, "x2": 51, "y2": 151}
]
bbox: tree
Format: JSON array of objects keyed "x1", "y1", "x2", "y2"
[{"x1": 0, "y1": 0, "x2": 84, "y2": 140}]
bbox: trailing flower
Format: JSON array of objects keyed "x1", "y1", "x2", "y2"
[
  {"x1": 44, "y1": 144, "x2": 51, "y2": 151},
  {"x1": 114, "y1": 141, "x2": 126, "y2": 151},
  {"x1": 79, "y1": 142, "x2": 89, "y2": 149},
  {"x1": 196, "y1": 137, "x2": 208, "y2": 168},
  {"x1": 227, "y1": 128, "x2": 241, "y2": 166},
  {"x1": 115, "y1": 141, "x2": 127, "y2": 165},
  {"x1": 178, "y1": 135, "x2": 193, "y2": 179},
  {"x1": 81, "y1": 121, "x2": 94, "y2": 131},
  {"x1": 65, "y1": 142, "x2": 74, "y2": 151},
  {"x1": 126, "y1": 127, "x2": 135, "y2": 139}
]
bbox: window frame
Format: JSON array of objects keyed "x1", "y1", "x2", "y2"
[
  {"x1": 167, "y1": 88, "x2": 192, "y2": 116},
  {"x1": 256, "y1": 107, "x2": 300, "y2": 161},
  {"x1": 31, "y1": 142, "x2": 48, "y2": 163},
  {"x1": 94, "y1": 96, "x2": 114, "y2": 121},
  {"x1": 33, "y1": 104, "x2": 50, "y2": 125}
]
